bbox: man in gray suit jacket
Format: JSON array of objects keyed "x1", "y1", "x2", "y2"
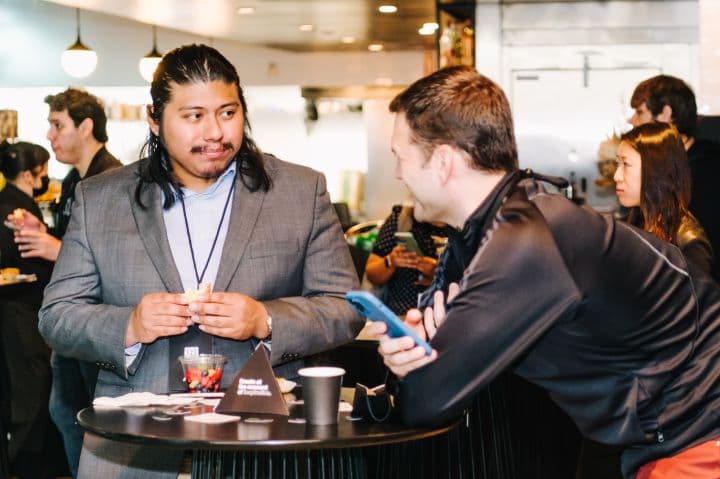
[{"x1": 38, "y1": 44, "x2": 364, "y2": 478}]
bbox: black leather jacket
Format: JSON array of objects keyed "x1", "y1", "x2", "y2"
[{"x1": 398, "y1": 173, "x2": 720, "y2": 478}]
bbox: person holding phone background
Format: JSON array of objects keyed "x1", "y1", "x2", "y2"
[{"x1": 364, "y1": 204, "x2": 447, "y2": 315}]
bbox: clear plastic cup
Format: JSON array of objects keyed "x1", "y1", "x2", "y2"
[{"x1": 178, "y1": 354, "x2": 226, "y2": 393}]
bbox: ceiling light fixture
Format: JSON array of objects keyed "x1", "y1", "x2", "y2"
[
  {"x1": 341, "y1": 36, "x2": 356, "y2": 44},
  {"x1": 378, "y1": 5, "x2": 398, "y2": 13},
  {"x1": 368, "y1": 43, "x2": 384, "y2": 52},
  {"x1": 418, "y1": 22, "x2": 439, "y2": 36},
  {"x1": 61, "y1": 8, "x2": 97, "y2": 78},
  {"x1": 237, "y1": 6, "x2": 255, "y2": 15},
  {"x1": 138, "y1": 25, "x2": 162, "y2": 83},
  {"x1": 299, "y1": 24, "x2": 314, "y2": 32}
]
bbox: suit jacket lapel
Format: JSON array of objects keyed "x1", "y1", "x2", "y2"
[
  {"x1": 129, "y1": 181, "x2": 184, "y2": 293},
  {"x1": 214, "y1": 173, "x2": 266, "y2": 293}
]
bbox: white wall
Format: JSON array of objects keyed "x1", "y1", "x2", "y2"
[{"x1": 482, "y1": 0, "x2": 700, "y2": 209}]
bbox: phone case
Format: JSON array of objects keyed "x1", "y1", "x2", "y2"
[
  {"x1": 345, "y1": 291, "x2": 432, "y2": 355},
  {"x1": 394, "y1": 231, "x2": 423, "y2": 255}
]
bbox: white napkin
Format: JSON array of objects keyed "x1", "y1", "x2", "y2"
[
  {"x1": 93, "y1": 392, "x2": 204, "y2": 407},
  {"x1": 184, "y1": 413, "x2": 241, "y2": 424}
]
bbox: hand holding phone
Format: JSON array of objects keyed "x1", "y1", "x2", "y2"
[
  {"x1": 394, "y1": 232, "x2": 423, "y2": 255},
  {"x1": 346, "y1": 291, "x2": 432, "y2": 355}
]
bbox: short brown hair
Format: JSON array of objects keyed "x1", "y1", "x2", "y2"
[
  {"x1": 44, "y1": 88, "x2": 108, "y2": 143},
  {"x1": 630, "y1": 75, "x2": 697, "y2": 137},
  {"x1": 621, "y1": 122, "x2": 691, "y2": 243},
  {"x1": 389, "y1": 66, "x2": 518, "y2": 173}
]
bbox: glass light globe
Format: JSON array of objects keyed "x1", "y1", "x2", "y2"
[
  {"x1": 138, "y1": 53, "x2": 162, "y2": 83},
  {"x1": 61, "y1": 43, "x2": 97, "y2": 78}
]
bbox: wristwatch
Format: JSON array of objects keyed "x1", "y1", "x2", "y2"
[
  {"x1": 384, "y1": 256, "x2": 392, "y2": 268},
  {"x1": 265, "y1": 315, "x2": 273, "y2": 339}
]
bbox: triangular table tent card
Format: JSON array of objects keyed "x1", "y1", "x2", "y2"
[{"x1": 216, "y1": 343, "x2": 289, "y2": 416}]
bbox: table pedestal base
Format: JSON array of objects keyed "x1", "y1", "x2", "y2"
[{"x1": 192, "y1": 449, "x2": 367, "y2": 479}]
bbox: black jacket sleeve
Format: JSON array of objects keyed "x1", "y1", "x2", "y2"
[{"x1": 396, "y1": 196, "x2": 582, "y2": 427}]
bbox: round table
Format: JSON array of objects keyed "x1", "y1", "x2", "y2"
[{"x1": 77, "y1": 398, "x2": 457, "y2": 479}]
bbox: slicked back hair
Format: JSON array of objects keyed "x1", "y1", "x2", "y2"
[
  {"x1": 0, "y1": 141, "x2": 49, "y2": 181},
  {"x1": 389, "y1": 66, "x2": 518, "y2": 173},
  {"x1": 136, "y1": 43, "x2": 271, "y2": 209}
]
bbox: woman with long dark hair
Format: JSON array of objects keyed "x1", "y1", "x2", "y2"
[{"x1": 614, "y1": 122, "x2": 713, "y2": 274}]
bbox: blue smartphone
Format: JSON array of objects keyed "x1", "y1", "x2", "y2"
[{"x1": 346, "y1": 291, "x2": 432, "y2": 356}]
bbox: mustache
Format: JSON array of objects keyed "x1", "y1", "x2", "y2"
[{"x1": 190, "y1": 143, "x2": 234, "y2": 153}]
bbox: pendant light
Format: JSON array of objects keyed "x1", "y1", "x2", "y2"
[
  {"x1": 61, "y1": 8, "x2": 97, "y2": 78},
  {"x1": 139, "y1": 25, "x2": 162, "y2": 83}
]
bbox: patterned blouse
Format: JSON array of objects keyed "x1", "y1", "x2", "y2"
[{"x1": 372, "y1": 205, "x2": 447, "y2": 315}]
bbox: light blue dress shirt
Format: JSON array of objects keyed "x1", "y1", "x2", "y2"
[{"x1": 125, "y1": 164, "x2": 237, "y2": 365}]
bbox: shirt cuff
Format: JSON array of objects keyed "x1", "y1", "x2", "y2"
[{"x1": 124, "y1": 342, "x2": 142, "y2": 367}]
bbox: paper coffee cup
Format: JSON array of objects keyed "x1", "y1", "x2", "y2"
[{"x1": 298, "y1": 367, "x2": 345, "y2": 425}]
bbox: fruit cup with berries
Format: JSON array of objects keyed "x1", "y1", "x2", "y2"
[{"x1": 178, "y1": 354, "x2": 226, "y2": 393}]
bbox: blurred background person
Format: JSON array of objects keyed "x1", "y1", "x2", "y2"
[
  {"x1": 364, "y1": 204, "x2": 446, "y2": 315},
  {"x1": 11, "y1": 88, "x2": 122, "y2": 478},
  {"x1": 628, "y1": 75, "x2": 720, "y2": 281},
  {"x1": 615, "y1": 122, "x2": 713, "y2": 275},
  {"x1": 0, "y1": 141, "x2": 64, "y2": 478}
]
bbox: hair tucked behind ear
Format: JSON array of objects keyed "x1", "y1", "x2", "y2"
[{"x1": 134, "y1": 44, "x2": 271, "y2": 209}]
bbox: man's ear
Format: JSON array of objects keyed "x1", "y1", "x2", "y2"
[
  {"x1": 655, "y1": 104, "x2": 673, "y2": 124},
  {"x1": 433, "y1": 144, "x2": 456, "y2": 185},
  {"x1": 147, "y1": 105, "x2": 160, "y2": 137},
  {"x1": 78, "y1": 117, "x2": 94, "y2": 139}
]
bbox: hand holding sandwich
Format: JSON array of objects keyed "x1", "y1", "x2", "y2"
[
  {"x1": 125, "y1": 293, "x2": 193, "y2": 346},
  {"x1": 188, "y1": 292, "x2": 271, "y2": 341}
]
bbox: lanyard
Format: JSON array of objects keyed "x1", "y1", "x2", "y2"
[{"x1": 179, "y1": 173, "x2": 236, "y2": 288}]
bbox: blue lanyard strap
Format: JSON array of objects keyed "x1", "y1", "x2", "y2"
[{"x1": 179, "y1": 173, "x2": 237, "y2": 288}]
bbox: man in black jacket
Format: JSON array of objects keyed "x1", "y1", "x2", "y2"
[
  {"x1": 373, "y1": 66, "x2": 720, "y2": 479},
  {"x1": 13, "y1": 88, "x2": 121, "y2": 477}
]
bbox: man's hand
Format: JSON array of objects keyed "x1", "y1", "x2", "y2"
[
  {"x1": 369, "y1": 311, "x2": 438, "y2": 378},
  {"x1": 367, "y1": 282, "x2": 460, "y2": 378},
  {"x1": 14, "y1": 229, "x2": 61, "y2": 261},
  {"x1": 423, "y1": 282, "x2": 459, "y2": 338},
  {"x1": 125, "y1": 293, "x2": 192, "y2": 346},
  {"x1": 188, "y1": 292, "x2": 270, "y2": 340}
]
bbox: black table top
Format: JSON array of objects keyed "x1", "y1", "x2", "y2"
[{"x1": 77, "y1": 400, "x2": 455, "y2": 452}]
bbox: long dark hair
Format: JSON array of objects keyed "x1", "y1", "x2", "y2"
[
  {"x1": 621, "y1": 122, "x2": 692, "y2": 244},
  {"x1": 0, "y1": 141, "x2": 49, "y2": 181},
  {"x1": 135, "y1": 44, "x2": 271, "y2": 209}
]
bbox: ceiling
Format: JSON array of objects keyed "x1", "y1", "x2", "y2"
[{"x1": 42, "y1": 0, "x2": 440, "y2": 52}]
